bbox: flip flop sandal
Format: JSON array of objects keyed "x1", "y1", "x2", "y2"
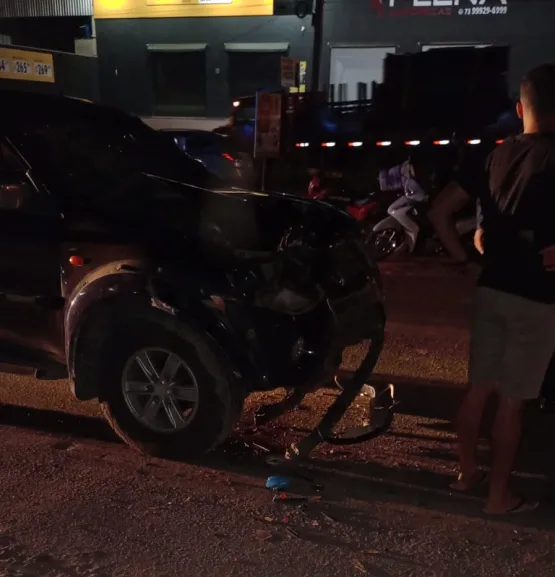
[
  {"x1": 483, "y1": 496, "x2": 539, "y2": 516},
  {"x1": 449, "y1": 470, "x2": 488, "y2": 493}
]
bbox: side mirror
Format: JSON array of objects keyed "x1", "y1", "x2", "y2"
[{"x1": 0, "y1": 170, "x2": 34, "y2": 210}]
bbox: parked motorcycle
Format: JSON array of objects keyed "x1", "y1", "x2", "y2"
[
  {"x1": 306, "y1": 171, "x2": 395, "y2": 238},
  {"x1": 371, "y1": 200, "x2": 476, "y2": 260},
  {"x1": 368, "y1": 160, "x2": 476, "y2": 260}
]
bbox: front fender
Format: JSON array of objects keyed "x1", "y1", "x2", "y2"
[
  {"x1": 65, "y1": 260, "x2": 151, "y2": 384},
  {"x1": 65, "y1": 260, "x2": 254, "y2": 401},
  {"x1": 372, "y1": 216, "x2": 402, "y2": 233}
]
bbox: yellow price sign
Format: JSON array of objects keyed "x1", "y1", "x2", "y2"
[{"x1": 0, "y1": 47, "x2": 55, "y2": 83}]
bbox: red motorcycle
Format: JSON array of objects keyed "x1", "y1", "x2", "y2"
[{"x1": 306, "y1": 171, "x2": 390, "y2": 237}]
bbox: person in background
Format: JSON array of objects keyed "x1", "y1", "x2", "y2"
[
  {"x1": 379, "y1": 160, "x2": 428, "y2": 252},
  {"x1": 427, "y1": 64, "x2": 555, "y2": 515},
  {"x1": 429, "y1": 144, "x2": 488, "y2": 264}
]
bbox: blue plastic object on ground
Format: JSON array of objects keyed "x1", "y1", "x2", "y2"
[{"x1": 265, "y1": 475, "x2": 291, "y2": 490}]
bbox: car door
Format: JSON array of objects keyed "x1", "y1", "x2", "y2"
[{"x1": 0, "y1": 139, "x2": 65, "y2": 367}]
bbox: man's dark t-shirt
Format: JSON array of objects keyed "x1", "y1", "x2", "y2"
[{"x1": 455, "y1": 133, "x2": 555, "y2": 304}]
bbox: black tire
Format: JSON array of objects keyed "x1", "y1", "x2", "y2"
[
  {"x1": 96, "y1": 310, "x2": 244, "y2": 460},
  {"x1": 369, "y1": 227, "x2": 405, "y2": 261}
]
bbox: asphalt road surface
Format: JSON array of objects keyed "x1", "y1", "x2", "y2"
[{"x1": 1, "y1": 259, "x2": 555, "y2": 577}]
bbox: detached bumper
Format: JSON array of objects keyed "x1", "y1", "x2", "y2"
[{"x1": 329, "y1": 282, "x2": 385, "y2": 348}]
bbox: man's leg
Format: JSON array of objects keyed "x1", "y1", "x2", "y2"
[
  {"x1": 452, "y1": 384, "x2": 494, "y2": 489},
  {"x1": 484, "y1": 397, "x2": 524, "y2": 514},
  {"x1": 452, "y1": 287, "x2": 504, "y2": 490},
  {"x1": 428, "y1": 181, "x2": 471, "y2": 263},
  {"x1": 539, "y1": 352, "x2": 555, "y2": 412},
  {"x1": 483, "y1": 291, "x2": 555, "y2": 514}
]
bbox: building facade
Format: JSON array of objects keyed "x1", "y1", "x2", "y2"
[
  {"x1": 0, "y1": 1, "x2": 98, "y2": 101},
  {"x1": 0, "y1": 0, "x2": 94, "y2": 53},
  {"x1": 94, "y1": 0, "x2": 555, "y2": 121}
]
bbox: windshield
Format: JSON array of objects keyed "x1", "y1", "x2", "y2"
[{"x1": 9, "y1": 108, "x2": 225, "y2": 202}]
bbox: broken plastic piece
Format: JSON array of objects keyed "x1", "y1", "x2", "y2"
[
  {"x1": 266, "y1": 476, "x2": 291, "y2": 490},
  {"x1": 272, "y1": 493, "x2": 309, "y2": 503}
]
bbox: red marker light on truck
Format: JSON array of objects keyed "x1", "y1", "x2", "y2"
[
  {"x1": 69, "y1": 255, "x2": 84, "y2": 267},
  {"x1": 434, "y1": 140, "x2": 450, "y2": 146},
  {"x1": 222, "y1": 153, "x2": 235, "y2": 161},
  {"x1": 376, "y1": 141, "x2": 391, "y2": 147},
  {"x1": 348, "y1": 141, "x2": 363, "y2": 147}
]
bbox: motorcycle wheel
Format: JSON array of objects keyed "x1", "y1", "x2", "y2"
[{"x1": 369, "y1": 228, "x2": 406, "y2": 261}]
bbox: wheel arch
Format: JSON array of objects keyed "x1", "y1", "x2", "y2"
[
  {"x1": 68, "y1": 292, "x2": 152, "y2": 401},
  {"x1": 371, "y1": 215, "x2": 403, "y2": 233}
]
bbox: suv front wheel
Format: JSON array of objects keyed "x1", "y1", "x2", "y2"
[{"x1": 94, "y1": 313, "x2": 244, "y2": 459}]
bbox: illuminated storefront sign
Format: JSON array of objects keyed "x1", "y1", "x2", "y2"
[
  {"x1": 94, "y1": 0, "x2": 273, "y2": 19},
  {"x1": 371, "y1": 0, "x2": 508, "y2": 17}
]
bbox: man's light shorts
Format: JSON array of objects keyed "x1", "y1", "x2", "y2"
[{"x1": 469, "y1": 287, "x2": 555, "y2": 400}]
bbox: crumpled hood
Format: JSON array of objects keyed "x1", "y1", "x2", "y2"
[{"x1": 142, "y1": 174, "x2": 359, "y2": 258}]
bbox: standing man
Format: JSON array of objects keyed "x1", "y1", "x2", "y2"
[{"x1": 429, "y1": 64, "x2": 555, "y2": 515}]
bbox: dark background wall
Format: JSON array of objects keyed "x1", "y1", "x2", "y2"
[
  {"x1": 321, "y1": 0, "x2": 555, "y2": 94},
  {"x1": 0, "y1": 17, "x2": 91, "y2": 52},
  {"x1": 0, "y1": 44, "x2": 98, "y2": 100},
  {"x1": 96, "y1": 0, "x2": 555, "y2": 118},
  {"x1": 96, "y1": 15, "x2": 313, "y2": 118}
]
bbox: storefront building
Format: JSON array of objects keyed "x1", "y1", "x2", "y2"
[
  {"x1": 94, "y1": 0, "x2": 555, "y2": 122},
  {"x1": 0, "y1": 0, "x2": 99, "y2": 100}
]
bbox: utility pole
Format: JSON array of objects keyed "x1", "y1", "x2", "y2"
[{"x1": 310, "y1": 0, "x2": 324, "y2": 92}]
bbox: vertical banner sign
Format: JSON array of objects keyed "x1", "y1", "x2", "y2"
[
  {"x1": 280, "y1": 57, "x2": 296, "y2": 89},
  {"x1": 0, "y1": 47, "x2": 55, "y2": 83},
  {"x1": 254, "y1": 92, "x2": 282, "y2": 158},
  {"x1": 298, "y1": 61, "x2": 307, "y2": 93}
]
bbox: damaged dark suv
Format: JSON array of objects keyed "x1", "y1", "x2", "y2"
[{"x1": 0, "y1": 90, "x2": 393, "y2": 459}]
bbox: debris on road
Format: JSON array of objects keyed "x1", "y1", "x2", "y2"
[
  {"x1": 353, "y1": 559, "x2": 367, "y2": 573},
  {"x1": 266, "y1": 455, "x2": 286, "y2": 467},
  {"x1": 272, "y1": 493, "x2": 308, "y2": 503},
  {"x1": 266, "y1": 476, "x2": 291, "y2": 490},
  {"x1": 255, "y1": 529, "x2": 272, "y2": 541},
  {"x1": 285, "y1": 527, "x2": 300, "y2": 539}
]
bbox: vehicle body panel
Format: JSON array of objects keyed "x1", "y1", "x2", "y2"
[
  {"x1": 162, "y1": 129, "x2": 255, "y2": 189},
  {"x1": 0, "y1": 89, "x2": 384, "y2": 401}
]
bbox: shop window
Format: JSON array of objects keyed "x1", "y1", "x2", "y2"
[
  {"x1": 227, "y1": 50, "x2": 284, "y2": 100},
  {"x1": 150, "y1": 49, "x2": 207, "y2": 116},
  {"x1": 421, "y1": 44, "x2": 491, "y2": 52},
  {"x1": 329, "y1": 46, "x2": 396, "y2": 102}
]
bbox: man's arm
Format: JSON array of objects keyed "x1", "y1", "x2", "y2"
[
  {"x1": 476, "y1": 200, "x2": 483, "y2": 228},
  {"x1": 474, "y1": 200, "x2": 485, "y2": 255},
  {"x1": 428, "y1": 181, "x2": 472, "y2": 263}
]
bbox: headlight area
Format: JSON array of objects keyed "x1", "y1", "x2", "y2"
[
  {"x1": 322, "y1": 238, "x2": 382, "y2": 300},
  {"x1": 226, "y1": 250, "x2": 325, "y2": 316}
]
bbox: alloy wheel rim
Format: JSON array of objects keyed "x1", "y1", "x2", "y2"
[
  {"x1": 121, "y1": 347, "x2": 199, "y2": 433},
  {"x1": 374, "y1": 228, "x2": 402, "y2": 257}
]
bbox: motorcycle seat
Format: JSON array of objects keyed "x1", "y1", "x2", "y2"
[{"x1": 354, "y1": 197, "x2": 375, "y2": 207}]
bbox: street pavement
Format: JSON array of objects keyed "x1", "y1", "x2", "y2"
[{"x1": 1, "y1": 259, "x2": 555, "y2": 577}]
